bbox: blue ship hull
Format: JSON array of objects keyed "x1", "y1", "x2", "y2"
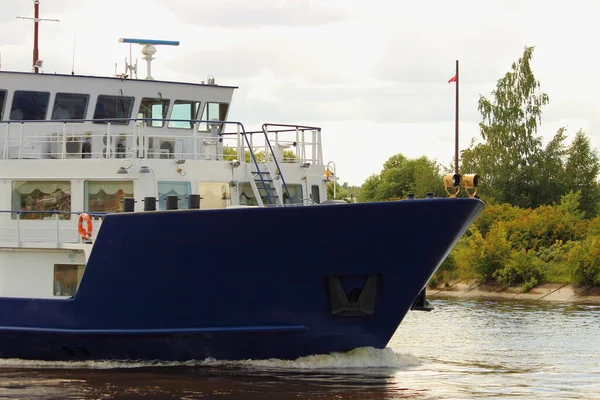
[{"x1": 0, "y1": 198, "x2": 483, "y2": 361}]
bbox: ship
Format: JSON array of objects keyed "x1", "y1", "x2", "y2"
[{"x1": 0, "y1": 5, "x2": 483, "y2": 361}]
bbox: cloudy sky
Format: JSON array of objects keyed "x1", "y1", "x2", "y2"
[{"x1": 1, "y1": 0, "x2": 598, "y2": 185}]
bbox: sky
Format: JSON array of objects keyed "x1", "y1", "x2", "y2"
[{"x1": 1, "y1": 0, "x2": 599, "y2": 186}]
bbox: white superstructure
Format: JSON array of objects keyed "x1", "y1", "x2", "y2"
[{"x1": 0, "y1": 42, "x2": 331, "y2": 299}]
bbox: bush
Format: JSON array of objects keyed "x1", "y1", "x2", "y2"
[
  {"x1": 566, "y1": 236, "x2": 600, "y2": 286},
  {"x1": 492, "y1": 249, "x2": 543, "y2": 291}
]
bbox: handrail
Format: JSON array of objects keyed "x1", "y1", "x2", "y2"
[
  {"x1": 0, "y1": 118, "x2": 323, "y2": 165},
  {"x1": 261, "y1": 124, "x2": 293, "y2": 204},
  {"x1": 0, "y1": 210, "x2": 108, "y2": 247}
]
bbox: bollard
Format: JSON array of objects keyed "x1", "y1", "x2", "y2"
[
  {"x1": 143, "y1": 197, "x2": 157, "y2": 211},
  {"x1": 166, "y1": 195, "x2": 179, "y2": 210},
  {"x1": 122, "y1": 197, "x2": 135, "y2": 212},
  {"x1": 188, "y1": 194, "x2": 201, "y2": 209}
]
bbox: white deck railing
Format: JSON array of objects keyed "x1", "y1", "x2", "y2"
[
  {"x1": 0, "y1": 211, "x2": 104, "y2": 247},
  {"x1": 0, "y1": 119, "x2": 323, "y2": 166}
]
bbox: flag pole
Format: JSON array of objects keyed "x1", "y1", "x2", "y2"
[{"x1": 454, "y1": 60, "x2": 459, "y2": 174}]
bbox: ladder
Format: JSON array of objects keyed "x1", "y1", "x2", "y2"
[{"x1": 243, "y1": 129, "x2": 293, "y2": 206}]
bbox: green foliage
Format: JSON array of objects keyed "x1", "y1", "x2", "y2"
[
  {"x1": 461, "y1": 46, "x2": 549, "y2": 207},
  {"x1": 563, "y1": 130, "x2": 600, "y2": 218},
  {"x1": 493, "y1": 249, "x2": 543, "y2": 291},
  {"x1": 460, "y1": 47, "x2": 600, "y2": 217},
  {"x1": 360, "y1": 154, "x2": 444, "y2": 202},
  {"x1": 327, "y1": 181, "x2": 361, "y2": 202},
  {"x1": 445, "y1": 191, "x2": 595, "y2": 289},
  {"x1": 566, "y1": 236, "x2": 600, "y2": 287},
  {"x1": 222, "y1": 146, "x2": 297, "y2": 163}
]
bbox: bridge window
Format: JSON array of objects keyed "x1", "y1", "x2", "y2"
[
  {"x1": 158, "y1": 181, "x2": 191, "y2": 209},
  {"x1": 93, "y1": 95, "x2": 134, "y2": 124},
  {"x1": 54, "y1": 264, "x2": 85, "y2": 297},
  {"x1": 283, "y1": 184, "x2": 303, "y2": 205},
  {"x1": 198, "y1": 102, "x2": 229, "y2": 132},
  {"x1": 168, "y1": 100, "x2": 200, "y2": 129},
  {"x1": 138, "y1": 97, "x2": 170, "y2": 127},
  {"x1": 0, "y1": 90, "x2": 6, "y2": 120},
  {"x1": 84, "y1": 180, "x2": 133, "y2": 213},
  {"x1": 51, "y1": 93, "x2": 89, "y2": 121},
  {"x1": 10, "y1": 90, "x2": 50, "y2": 120},
  {"x1": 11, "y1": 180, "x2": 71, "y2": 220}
]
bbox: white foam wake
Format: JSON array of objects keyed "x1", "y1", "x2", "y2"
[{"x1": 0, "y1": 347, "x2": 420, "y2": 370}]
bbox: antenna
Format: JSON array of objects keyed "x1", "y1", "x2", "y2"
[
  {"x1": 118, "y1": 38, "x2": 180, "y2": 80},
  {"x1": 71, "y1": 31, "x2": 76, "y2": 75},
  {"x1": 17, "y1": 0, "x2": 60, "y2": 73}
]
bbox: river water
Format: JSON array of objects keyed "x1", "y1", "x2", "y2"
[{"x1": 0, "y1": 298, "x2": 598, "y2": 399}]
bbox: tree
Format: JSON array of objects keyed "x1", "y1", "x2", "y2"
[
  {"x1": 563, "y1": 130, "x2": 600, "y2": 217},
  {"x1": 360, "y1": 154, "x2": 444, "y2": 202},
  {"x1": 461, "y1": 46, "x2": 549, "y2": 207}
]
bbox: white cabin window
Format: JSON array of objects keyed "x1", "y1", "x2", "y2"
[
  {"x1": 93, "y1": 95, "x2": 134, "y2": 124},
  {"x1": 138, "y1": 97, "x2": 170, "y2": 127},
  {"x1": 54, "y1": 264, "x2": 85, "y2": 297},
  {"x1": 168, "y1": 100, "x2": 200, "y2": 129},
  {"x1": 0, "y1": 90, "x2": 6, "y2": 120},
  {"x1": 51, "y1": 93, "x2": 89, "y2": 121},
  {"x1": 11, "y1": 181, "x2": 71, "y2": 220},
  {"x1": 158, "y1": 181, "x2": 191, "y2": 209},
  {"x1": 198, "y1": 102, "x2": 229, "y2": 132},
  {"x1": 283, "y1": 184, "x2": 303, "y2": 205},
  {"x1": 10, "y1": 90, "x2": 50, "y2": 121},
  {"x1": 84, "y1": 181, "x2": 133, "y2": 213}
]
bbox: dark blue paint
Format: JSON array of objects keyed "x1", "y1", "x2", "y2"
[{"x1": 0, "y1": 198, "x2": 484, "y2": 361}]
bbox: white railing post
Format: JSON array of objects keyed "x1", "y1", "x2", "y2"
[
  {"x1": 106, "y1": 123, "x2": 111, "y2": 159},
  {"x1": 19, "y1": 124, "x2": 24, "y2": 159},
  {"x1": 55, "y1": 213, "x2": 60, "y2": 247},
  {"x1": 3, "y1": 123, "x2": 10, "y2": 159},
  {"x1": 312, "y1": 130, "x2": 317, "y2": 164},
  {"x1": 61, "y1": 123, "x2": 67, "y2": 159},
  {"x1": 16, "y1": 212, "x2": 21, "y2": 246},
  {"x1": 237, "y1": 124, "x2": 242, "y2": 162},
  {"x1": 317, "y1": 129, "x2": 323, "y2": 165}
]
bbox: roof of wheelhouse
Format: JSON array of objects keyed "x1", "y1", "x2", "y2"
[{"x1": 0, "y1": 70, "x2": 239, "y2": 90}]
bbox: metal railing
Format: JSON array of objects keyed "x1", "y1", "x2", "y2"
[
  {"x1": 0, "y1": 210, "x2": 106, "y2": 247},
  {"x1": 0, "y1": 118, "x2": 323, "y2": 165}
]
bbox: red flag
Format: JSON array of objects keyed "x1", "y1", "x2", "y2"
[{"x1": 448, "y1": 75, "x2": 457, "y2": 83}]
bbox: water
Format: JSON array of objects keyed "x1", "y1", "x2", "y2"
[{"x1": 0, "y1": 298, "x2": 598, "y2": 399}]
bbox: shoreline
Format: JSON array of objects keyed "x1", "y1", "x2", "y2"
[{"x1": 427, "y1": 280, "x2": 600, "y2": 304}]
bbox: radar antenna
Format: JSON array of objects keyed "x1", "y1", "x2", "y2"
[
  {"x1": 118, "y1": 38, "x2": 180, "y2": 80},
  {"x1": 17, "y1": 0, "x2": 60, "y2": 73}
]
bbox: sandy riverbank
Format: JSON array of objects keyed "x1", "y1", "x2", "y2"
[{"x1": 427, "y1": 280, "x2": 600, "y2": 304}]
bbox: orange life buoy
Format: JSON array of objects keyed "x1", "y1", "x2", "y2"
[{"x1": 78, "y1": 213, "x2": 93, "y2": 241}]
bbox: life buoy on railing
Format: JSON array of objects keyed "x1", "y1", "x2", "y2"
[{"x1": 78, "y1": 213, "x2": 93, "y2": 241}]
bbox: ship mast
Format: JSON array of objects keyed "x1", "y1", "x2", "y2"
[{"x1": 17, "y1": 0, "x2": 60, "y2": 73}]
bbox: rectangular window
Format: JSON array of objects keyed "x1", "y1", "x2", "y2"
[
  {"x1": 0, "y1": 90, "x2": 6, "y2": 120},
  {"x1": 84, "y1": 180, "x2": 133, "y2": 213},
  {"x1": 158, "y1": 181, "x2": 191, "y2": 210},
  {"x1": 54, "y1": 264, "x2": 85, "y2": 297},
  {"x1": 168, "y1": 100, "x2": 200, "y2": 129},
  {"x1": 51, "y1": 93, "x2": 89, "y2": 121},
  {"x1": 311, "y1": 185, "x2": 321, "y2": 204},
  {"x1": 283, "y1": 184, "x2": 303, "y2": 205},
  {"x1": 199, "y1": 182, "x2": 230, "y2": 209},
  {"x1": 198, "y1": 102, "x2": 229, "y2": 132},
  {"x1": 12, "y1": 180, "x2": 71, "y2": 220},
  {"x1": 10, "y1": 90, "x2": 50, "y2": 120},
  {"x1": 93, "y1": 95, "x2": 134, "y2": 124},
  {"x1": 138, "y1": 97, "x2": 170, "y2": 127}
]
